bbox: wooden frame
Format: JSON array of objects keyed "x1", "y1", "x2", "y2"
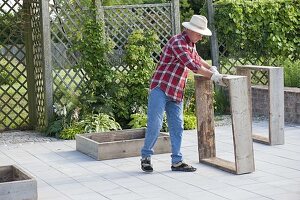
[
  {"x1": 194, "y1": 75, "x2": 254, "y2": 174},
  {"x1": 235, "y1": 65, "x2": 284, "y2": 145},
  {"x1": 76, "y1": 128, "x2": 171, "y2": 160}
]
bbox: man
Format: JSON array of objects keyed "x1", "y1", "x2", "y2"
[{"x1": 140, "y1": 15, "x2": 224, "y2": 172}]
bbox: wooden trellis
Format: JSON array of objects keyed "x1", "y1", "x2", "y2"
[{"x1": 0, "y1": 0, "x2": 180, "y2": 131}]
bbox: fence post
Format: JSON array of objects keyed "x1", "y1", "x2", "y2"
[
  {"x1": 171, "y1": 0, "x2": 181, "y2": 34},
  {"x1": 40, "y1": 0, "x2": 53, "y2": 128},
  {"x1": 23, "y1": 0, "x2": 37, "y2": 129},
  {"x1": 207, "y1": 0, "x2": 220, "y2": 68},
  {"x1": 94, "y1": 0, "x2": 104, "y2": 21}
]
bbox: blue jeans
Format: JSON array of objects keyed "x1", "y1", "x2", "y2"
[{"x1": 141, "y1": 87, "x2": 184, "y2": 164}]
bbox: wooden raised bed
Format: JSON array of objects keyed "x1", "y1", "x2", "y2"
[
  {"x1": 76, "y1": 128, "x2": 171, "y2": 160},
  {"x1": 0, "y1": 165, "x2": 37, "y2": 200}
]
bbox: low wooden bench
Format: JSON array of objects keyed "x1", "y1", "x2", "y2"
[
  {"x1": 194, "y1": 74, "x2": 255, "y2": 174},
  {"x1": 235, "y1": 65, "x2": 284, "y2": 145}
]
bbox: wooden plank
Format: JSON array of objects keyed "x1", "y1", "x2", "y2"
[
  {"x1": 252, "y1": 134, "x2": 269, "y2": 145},
  {"x1": 235, "y1": 65, "x2": 279, "y2": 71},
  {"x1": 224, "y1": 76, "x2": 255, "y2": 174},
  {"x1": 194, "y1": 75, "x2": 216, "y2": 160},
  {"x1": 200, "y1": 157, "x2": 236, "y2": 174},
  {"x1": 269, "y1": 68, "x2": 284, "y2": 145},
  {"x1": 236, "y1": 68, "x2": 252, "y2": 121}
]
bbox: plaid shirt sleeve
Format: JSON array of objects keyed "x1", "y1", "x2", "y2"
[{"x1": 171, "y1": 40, "x2": 202, "y2": 73}]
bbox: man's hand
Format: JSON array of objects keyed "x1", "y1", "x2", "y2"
[
  {"x1": 211, "y1": 73, "x2": 226, "y2": 86},
  {"x1": 210, "y1": 66, "x2": 219, "y2": 74}
]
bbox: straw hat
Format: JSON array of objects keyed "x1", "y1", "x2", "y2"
[{"x1": 182, "y1": 15, "x2": 212, "y2": 36}]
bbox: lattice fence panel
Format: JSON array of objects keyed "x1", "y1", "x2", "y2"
[
  {"x1": 49, "y1": 0, "x2": 89, "y2": 105},
  {"x1": 103, "y1": 3, "x2": 173, "y2": 70},
  {"x1": 0, "y1": 0, "x2": 29, "y2": 131}
]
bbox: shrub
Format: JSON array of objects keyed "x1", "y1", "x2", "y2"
[
  {"x1": 128, "y1": 113, "x2": 147, "y2": 128},
  {"x1": 72, "y1": 15, "x2": 116, "y2": 116},
  {"x1": 184, "y1": 114, "x2": 197, "y2": 130},
  {"x1": 277, "y1": 59, "x2": 300, "y2": 88},
  {"x1": 128, "y1": 112, "x2": 168, "y2": 132},
  {"x1": 83, "y1": 113, "x2": 121, "y2": 133},
  {"x1": 214, "y1": 88, "x2": 230, "y2": 115},
  {"x1": 128, "y1": 112, "x2": 196, "y2": 131}
]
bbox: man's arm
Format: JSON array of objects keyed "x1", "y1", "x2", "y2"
[
  {"x1": 195, "y1": 66, "x2": 213, "y2": 79},
  {"x1": 199, "y1": 58, "x2": 211, "y2": 69}
]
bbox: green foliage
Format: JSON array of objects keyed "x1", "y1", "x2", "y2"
[
  {"x1": 215, "y1": 0, "x2": 300, "y2": 70},
  {"x1": 184, "y1": 77, "x2": 196, "y2": 114},
  {"x1": 0, "y1": 12, "x2": 23, "y2": 44},
  {"x1": 59, "y1": 122, "x2": 85, "y2": 140},
  {"x1": 0, "y1": 59, "x2": 18, "y2": 85},
  {"x1": 128, "y1": 113, "x2": 147, "y2": 128},
  {"x1": 277, "y1": 59, "x2": 300, "y2": 88},
  {"x1": 73, "y1": 15, "x2": 117, "y2": 115},
  {"x1": 46, "y1": 86, "x2": 82, "y2": 137},
  {"x1": 180, "y1": 0, "x2": 194, "y2": 23},
  {"x1": 0, "y1": 70, "x2": 13, "y2": 85},
  {"x1": 189, "y1": 0, "x2": 207, "y2": 15},
  {"x1": 128, "y1": 112, "x2": 168, "y2": 132},
  {"x1": 183, "y1": 113, "x2": 197, "y2": 130},
  {"x1": 83, "y1": 113, "x2": 121, "y2": 133},
  {"x1": 213, "y1": 88, "x2": 230, "y2": 115},
  {"x1": 124, "y1": 29, "x2": 160, "y2": 106},
  {"x1": 46, "y1": 119, "x2": 64, "y2": 138}
]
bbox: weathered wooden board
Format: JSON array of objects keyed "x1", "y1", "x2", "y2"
[{"x1": 194, "y1": 76, "x2": 216, "y2": 160}]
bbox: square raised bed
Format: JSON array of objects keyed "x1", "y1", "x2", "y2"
[
  {"x1": 0, "y1": 165, "x2": 37, "y2": 200},
  {"x1": 76, "y1": 128, "x2": 171, "y2": 160}
]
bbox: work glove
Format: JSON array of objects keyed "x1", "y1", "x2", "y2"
[
  {"x1": 211, "y1": 66, "x2": 219, "y2": 74},
  {"x1": 211, "y1": 72, "x2": 226, "y2": 87}
]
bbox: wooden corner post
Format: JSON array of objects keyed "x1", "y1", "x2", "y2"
[
  {"x1": 236, "y1": 65, "x2": 284, "y2": 145},
  {"x1": 194, "y1": 75, "x2": 255, "y2": 174}
]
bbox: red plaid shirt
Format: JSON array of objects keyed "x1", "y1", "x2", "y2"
[{"x1": 150, "y1": 31, "x2": 202, "y2": 102}]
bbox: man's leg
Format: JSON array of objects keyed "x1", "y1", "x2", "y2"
[
  {"x1": 165, "y1": 100, "x2": 184, "y2": 164},
  {"x1": 166, "y1": 100, "x2": 196, "y2": 172},
  {"x1": 141, "y1": 87, "x2": 166, "y2": 171}
]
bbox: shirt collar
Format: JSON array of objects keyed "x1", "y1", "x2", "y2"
[{"x1": 182, "y1": 30, "x2": 194, "y2": 46}]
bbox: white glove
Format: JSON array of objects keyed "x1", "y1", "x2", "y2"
[
  {"x1": 211, "y1": 73, "x2": 226, "y2": 86},
  {"x1": 211, "y1": 66, "x2": 219, "y2": 74}
]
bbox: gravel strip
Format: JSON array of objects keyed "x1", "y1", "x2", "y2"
[
  {"x1": 0, "y1": 131, "x2": 59, "y2": 145},
  {"x1": 0, "y1": 115, "x2": 267, "y2": 145}
]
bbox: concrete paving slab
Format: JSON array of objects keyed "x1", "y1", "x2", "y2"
[{"x1": 0, "y1": 123, "x2": 299, "y2": 200}]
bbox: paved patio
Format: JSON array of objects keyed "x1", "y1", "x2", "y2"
[{"x1": 0, "y1": 121, "x2": 300, "y2": 200}]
